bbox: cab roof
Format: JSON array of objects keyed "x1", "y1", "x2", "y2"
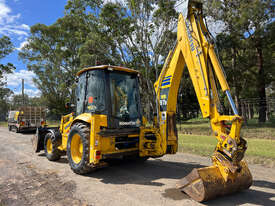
[{"x1": 76, "y1": 65, "x2": 140, "y2": 76}]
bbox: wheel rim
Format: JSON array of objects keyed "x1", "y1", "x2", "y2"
[
  {"x1": 71, "y1": 133, "x2": 83, "y2": 164},
  {"x1": 46, "y1": 138, "x2": 53, "y2": 154}
]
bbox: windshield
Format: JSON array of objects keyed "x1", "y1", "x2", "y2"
[
  {"x1": 76, "y1": 70, "x2": 106, "y2": 115},
  {"x1": 109, "y1": 72, "x2": 140, "y2": 121},
  {"x1": 85, "y1": 70, "x2": 106, "y2": 113}
]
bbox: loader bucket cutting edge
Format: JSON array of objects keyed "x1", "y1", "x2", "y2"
[{"x1": 176, "y1": 161, "x2": 252, "y2": 202}]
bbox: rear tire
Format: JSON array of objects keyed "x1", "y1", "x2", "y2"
[
  {"x1": 8, "y1": 126, "x2": 11, "y2": 131},
  {"x1": 11, "y1": 126, "x2": 18, "y2": 133},
  {"x1": 44, "y1": 132, "x2": 61, "y2": 161},
  {"x1": 67, "y1": 122, "x2": 94, "y2": 174}
]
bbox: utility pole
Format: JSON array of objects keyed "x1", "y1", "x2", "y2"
[{"x1": 22, "y1": 79, "x2": 24, "y2": 106}]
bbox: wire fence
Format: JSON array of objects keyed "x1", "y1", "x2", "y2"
[
  {"x1": 239, "y1": 98, "x2": 275, "y2": 122},
  {"x1": 175, "y1": 97, "x2": 275, "y2": 124}
]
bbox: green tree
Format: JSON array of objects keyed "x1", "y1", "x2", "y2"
[
  {"x1": 0, "y1": 35, "x2": 15, "y2": 87},
  {"x1": 20, "y1": 0, "x2": 179, "y2": 119},
  {"x1": 205, "y1": 0, "x2": 274, "y2": 122},
  {"x1": 10, "y1": 94, "x2": 28, "y2": 109},
  {"x1": 9, "y1": 94, "x2": 46, "y2": 109},
  {"x1": 263, "y1": 21, "x2": 275, "y2": 98},
  {"x1": 97, "y1": 1, "x2": 178, "y2": 118},
  {"x1": 0, "y1": 36, "x2": 15, "y2": 74},
  {"x1": 0, "y1": 35, "x2": 15, "y2": 120},
  {"x1": 19, "y1": 18, "x2": 90, "y2": 115},
  {"x1": 19, "y1": 0, "x2": 102, "y2": 116}
]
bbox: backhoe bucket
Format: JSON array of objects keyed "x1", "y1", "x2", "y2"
[{"x1": 176, "y1": 161, "x2": 252, "y2": 202}]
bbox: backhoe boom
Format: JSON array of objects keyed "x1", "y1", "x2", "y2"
[{"x1": 153, "y1": 0, "x2": 252, "y2": 202}]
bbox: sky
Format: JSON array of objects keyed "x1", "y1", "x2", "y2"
[
  {"x1": 0, "y1": 0, "x2": 67, "y2": 97},
  {"x1": 0, "y1": 0, "x2": 224, "y2": 98}
]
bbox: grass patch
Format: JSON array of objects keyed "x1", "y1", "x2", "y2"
[
  {"x1": 178, "y1": 134, "x2": 275, "y2": 166},
  {"x1": 0, "y1": 121, "x2": 7, "y2": 127},
  {"x1": 177, "y1": 117, "x2": 275, "y2": 139},
  {"x1": 178, "y1": 134, "x2": 216, "y2": 156}
]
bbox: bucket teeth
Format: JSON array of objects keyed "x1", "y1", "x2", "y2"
[{"x1": 176, "y1": 161, "x2": 252, "y2": 202}]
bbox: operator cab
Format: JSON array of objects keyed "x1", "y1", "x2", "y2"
[{"x1": 76, "y1": 65, "x2": 142, "y2": 129}]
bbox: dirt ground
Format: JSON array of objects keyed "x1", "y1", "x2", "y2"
[{"x1": 0, "y1": 127, "x2": 274, "y2": 206}]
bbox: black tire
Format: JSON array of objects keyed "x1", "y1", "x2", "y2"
[
  {"x1": 8, "y1": 126, "x2": 11, "y2": 131},
  {"x1": 44, "y1": 132, "x2": 61, "y2": 161},
  {"x1": 12, "y1": 126, "x2": 18, "y2": 133},
  {"x1": 67, "y1": 122, "x2": 94, "y2": 174}
]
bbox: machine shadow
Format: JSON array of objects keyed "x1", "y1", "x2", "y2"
[
  {"x1": 20, "y1": 130, "x2": 36, "y2": 135},
  {"x1": 57, "y1": 157, "x2": 69, "y2": 164},
  {"x1": 204, "y1": 188, "x2": 275, "y2": 206},
  {"x1": 83, "y1": 158, "x2": 274, "y2": 205},
  {"x1": 84, "y1": 158, "x2": 205, "y2": 187},
  {"x1": 253, "y1": 180, "x2": 275, "y2": 190}
]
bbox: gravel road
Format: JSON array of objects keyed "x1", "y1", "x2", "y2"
[{"x1": 0, "y1": 127, "x2": 274, "y2": 206}]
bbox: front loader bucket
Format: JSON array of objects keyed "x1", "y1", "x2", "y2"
[
  {"x1": 176, "y1": 161, "x2": 252, "y2": 202},
  {"x1": 31, "y1": 127, "x2": 48, "y2": 153}
]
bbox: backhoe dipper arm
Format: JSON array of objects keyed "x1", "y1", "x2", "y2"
[{"x1": 153, "y1": 1, "x2": 252, "y2": 202}]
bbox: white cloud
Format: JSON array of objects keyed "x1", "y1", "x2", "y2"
[
  {"x1": 0, "y1": 0, "x2": 29, "y2": 37},
  {"x1": 175, "y1": 1, "x2": 226, "y2": 36},
  {"x1": 16, "y1": 39, "x2": 28, "y2": 50},
  {"x1": 5, "y1": 69, "x2": 41, "y2": 97},
  {"x1": 205, "y1": 17, "x2": 226, "y2": 36},
  {"x1": 26, "y1": 89, "x2": 41, "y2": 97},
  {"x1": 20, "y1": 24, "x2": 30, "y2": 30},
  {"x1": 5, "y1": 70, "x2": 36, "y2": 88},
  {"x1": 103, "y1": 0, "x2": 120, "y2": 3},
  {"x1": 0, "y1": 0, "x2": 11, "y2": 24},
  {"x1": 103, "y1": 0, "x2": 125, "y2": 6},
  {"x1": 13, "y1": 88, "x2": 41, "y2": 97}
]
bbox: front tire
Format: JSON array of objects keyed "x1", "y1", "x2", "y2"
[
  {"x1": 44, "y1": 132, "x2": 61, "y2": 161},
  {"x1": 67, "y1": 122, "x2": 94, "y2": 174}
]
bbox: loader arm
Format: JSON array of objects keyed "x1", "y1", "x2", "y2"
[{"x1": 153, "y1": 1, "x2": 252, "y2": 202}]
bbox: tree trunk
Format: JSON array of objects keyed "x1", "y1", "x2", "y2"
[
  {"x1": 241, "y1": 102, "x2": 247, "y2": 123},
  {"x1": 248, "y1": 103, "x2": 251, "y2": 119},
  {"x1": 266, "y1": 102, "x2": 269, "y2": 121},
  {"x1": 256, "y1": 45, "x2": 266, "y2": 123},
  {"x1": 231, "y1": 47, "x2": 240, "y2": 112}
]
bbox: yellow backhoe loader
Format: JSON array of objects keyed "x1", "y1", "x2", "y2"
[{"x1": 32, "y1": 0, "x2": 252, "y2": 202}]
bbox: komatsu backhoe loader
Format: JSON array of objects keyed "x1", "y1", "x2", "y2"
[{"x1": 32, "y1": 0, "x2": 252, "y2": 202}]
